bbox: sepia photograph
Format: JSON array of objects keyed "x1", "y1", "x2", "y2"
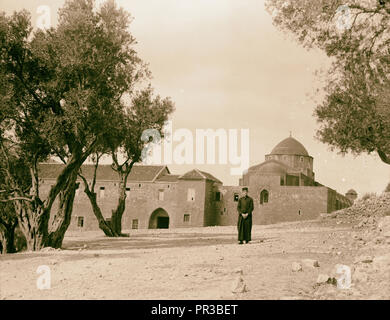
[{"x1": 0, "y1": 0, "x2": 389, "y2": 311}]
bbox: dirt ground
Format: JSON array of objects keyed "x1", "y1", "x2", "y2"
[{"x1": 0, "y1": 216, "x2": 389, "y2": 300}]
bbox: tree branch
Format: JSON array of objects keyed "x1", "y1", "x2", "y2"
[
  {"x1": 0, "y1": 196, "x2": 33, "y2": 203},
  {"x1": 377, "y1": 149, "x2": 390, "y2": 164}
]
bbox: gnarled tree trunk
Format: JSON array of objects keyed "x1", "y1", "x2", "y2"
[
  {"x1": 46, "y1": 171, "x2": 78, "y2": 248},
  {"x1": 16, "y1": 200, "x2": 49, "y2": 251},
  {"x1": 110, "y1": 175, "x2": 127, "y2": 236},
  {"x1": 16, "y1": 154, "x2": 88, "y2": 251},
  {"x1": 0, "y1": 220, "x2": 17, "y2": 254},
  {"x1": 84, "y1": 188, "x2": 119, "y2": 237},
  {"x1": 80, "y1": 156, "x2": 132, "y2": 237}
]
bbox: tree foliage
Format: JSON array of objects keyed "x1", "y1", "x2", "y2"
[
  {"x1": 266, "y1": 0, "x2": 390, "y2": 164},
  {"x1": 79, "y1": 85, "x2": 174, "y2": 237},
  {"x1": 0, "y1": 0, "x2": 149, "y2": 250}
]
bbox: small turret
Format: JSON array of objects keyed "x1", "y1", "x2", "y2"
[{"x1": 345, "y1": 189, "x2": 358, "y2": 203}]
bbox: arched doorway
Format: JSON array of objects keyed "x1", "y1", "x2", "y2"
[
  {"x1": 149, "y1": 208, "x2": 169, "y2": 229},
  {"x1": 260, "y1": 189, "x2": 269, "y2": 205}
]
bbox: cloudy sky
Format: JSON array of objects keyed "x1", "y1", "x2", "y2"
[{"x1": 1, "y1": 0, "x2": 389, "y2": 196}]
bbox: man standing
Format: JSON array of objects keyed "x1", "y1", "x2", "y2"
[{"x1": 237, "y1": 187, "x2": 254, "y2": 244}]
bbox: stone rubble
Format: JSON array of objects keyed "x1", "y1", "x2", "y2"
[
  {"x1": 313, "y1": 192, "x2": 390, "y2": 299},
  {"x1": 291, "y1": 262, "x2": 303, "y2": 272}
]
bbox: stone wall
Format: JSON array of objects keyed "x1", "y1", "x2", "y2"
[
  {"x1": 40, "y1": 177, "x2": 210, "y2": 233},
  {"x1": 214, "y1": 184, "x2": 330, "y2": 226}
]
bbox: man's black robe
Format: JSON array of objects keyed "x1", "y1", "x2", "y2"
[{"x1": 237, "y1": 195, "x2": 254, "y2": 242}]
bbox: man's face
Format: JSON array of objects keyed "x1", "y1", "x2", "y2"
[{"x1": 242, "y1": 190, "x2": 248, "y2": 197}]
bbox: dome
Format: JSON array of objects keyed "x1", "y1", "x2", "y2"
[
  {"x1": 249, "y1": 160, "x2": 288, "y2": 175},
  {"x1": 270, "y1": 137, "x2": 309, "y2": 156},
  {"x1": 346, "y1": 189, "x2": 357, "y2": 195}
]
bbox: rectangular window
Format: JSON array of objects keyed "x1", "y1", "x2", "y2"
[
  {"x1": 132, "y1": 219, "x2": 139, "y2": 229},
  {"x1": 183, "y1": 214, "x2": 190, "y2": 222},
  {"x1": 187, "y1": 188, "x2": 195, "y2": 202},
  {"x1": 215, "y1": 192, "x2": 221, "y2": 201},
  {"x1": 158, "y1": 189, "x2": 164, "y2": 201},
  {"x1": 234, "y1": 193, "x2": 239, "y2": 202},
  {"x1": 286, "y1": 175, "x2": 300, "y2": 186},
  {"x1": 77, "y1": 216, "x2": 84, "y2": 228},
  {"x1": 126, "y1": 187, "x2": 130, "y2": 197},
  {"x1": 99, "y1": 186, "x2": 105, "y2": 198}
]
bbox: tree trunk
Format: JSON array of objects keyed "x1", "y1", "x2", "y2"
[
  {"x1": 378, "y1": 149, "x2": 390, "y2": 165},
  {"x1": 0, "y1": 221, "x2": 16, "y2": 254},
  {"x1": 16, "y1": 159, "x2": 83, "y2": 251},
  {"x1": 46, "y1": 170, "x2": 78, "y2": 248},
  {"x1": 85, "y1": 188, "x2": 119, "y2": 237},
  {"x1": 5, "y1": 223, "x2": 16, "y2": 253},
  {"x1": 110, "y1": 196, "x2": 126, "y2": 236},
  {"x1": 110, "y1": 173, "x2": 128, "y2": 236},
  {"x1": 16, "y1": 200, "x2": 48, "y2": 251}
]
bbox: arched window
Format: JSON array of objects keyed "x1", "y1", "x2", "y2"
[{"x1": 260, "y1": 189, "x2": 269, "y2": 205}]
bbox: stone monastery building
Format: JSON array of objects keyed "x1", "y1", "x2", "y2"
[{"x1": 39, "y1": 136, "x2": 355, "y2": 231}]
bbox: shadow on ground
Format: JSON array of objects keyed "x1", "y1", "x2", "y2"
[{"x1": 63, "y1": 232, "x2": 271, "y2": 251}]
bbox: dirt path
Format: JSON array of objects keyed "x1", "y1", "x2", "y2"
[{"x1": 0, "y1": 218, "x2": 388, "y2": 300}]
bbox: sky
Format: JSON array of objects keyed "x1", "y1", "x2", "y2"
[{"x1": 1, "y1": 0, "x2": 389, "y2": 197}]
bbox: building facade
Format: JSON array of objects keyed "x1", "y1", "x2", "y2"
[{"x1": 39, "y1": 136, "x2": 354, "y2": 232}]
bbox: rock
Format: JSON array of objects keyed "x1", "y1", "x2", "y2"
[
  {"x1": 354, "y1": 255, "x2": 373, "y2": 264},
  {"x1": 40, "y1": 247, "x2": 60, "y2": 252},
  {"x1": 302, "y1": 259, "x2": 320, "y2": 268},
  {"x1": 291, "y1": 262, "x2": 303, "y2": 272},
  {"x1": 317, "y1": 274, "x2": 330, "y2": 284},
  {"x1": 378, "y1": 216, "x2": 390, "y2": 233},
  {"x1": 374, "y1": 236, "x2": 385, "y2": 244},
  {"x1": 316, "y1": 274, "x2": 337, "y2": 286},
  {"x1": 50, "y1": 259, "x2": 59, "y2": 265},
  {"x1": 231, "y1": 275, "x2": 247, "y2": 293},
  {"x1": 233, "y1": 267, "x2": 243, "y2": 275}
]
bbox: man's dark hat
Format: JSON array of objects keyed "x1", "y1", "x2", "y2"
[{"x1": 242, "y1": 187, "x2": 248, "y2": 191}]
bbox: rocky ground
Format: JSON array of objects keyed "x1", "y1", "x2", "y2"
[{"x1": 0, "y1": 193, "x2": 389, "y2": 300}]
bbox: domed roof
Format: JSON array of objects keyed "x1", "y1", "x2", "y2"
[
  {"x1": 249, "y1": 160, "x2": 288, "y2": 175},
  {"x1": 270, "y1": 137, "x2": 309, "y2": 156},
  {"x1": 346, "y1": 189, "x2": 357, "y2": 195}
]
